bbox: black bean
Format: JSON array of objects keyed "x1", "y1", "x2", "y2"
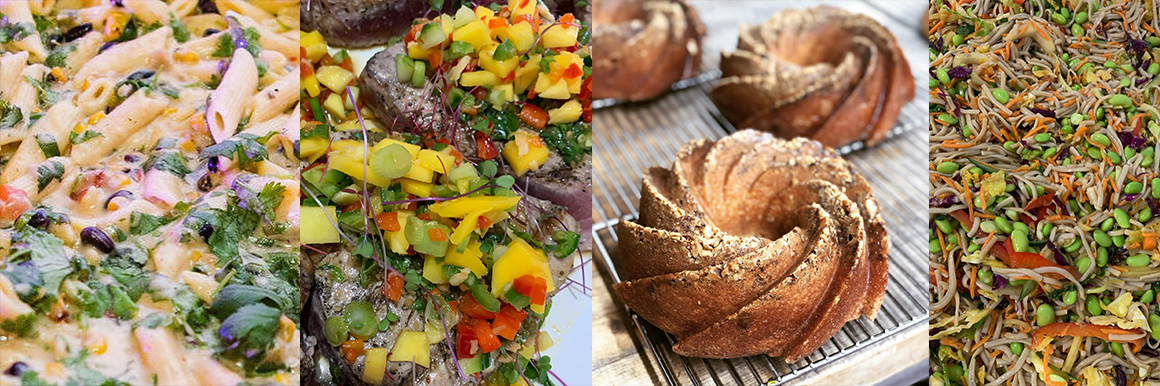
[
  {"x1": 62, "y1": 23, "x2": 92, "y2": 43},
  {"x1": 99, "y1": 41, "x2": 116, "y2": 53},
  {"x1": 27, "y1": 209, "x2": 49, "y2": 229},
  {"x1": 203, "y1": 28, "x2": 220, "y2": 37},
  {"x1": 198, "y1": 222, "x2": 214, "y2": 240},
  {"x1": 197, "y1": 0, "x2": 218, "y2": 14},
  {"x1": 207, "y1": 156, "x2": 220, "y2": 172},
  {"x1": 197, "y1": 173, "x2": 214, "y2": 192},
  {"x1": 123, "y1": 154, "x2": 141, "y2": 163},
  {"x1": 127, "y1": 69, "x2": 156, "y2": 81},
  {"x1": 80, "y1": 227, "x2": 115, "y2": 253},
  {"x1": 4, "y1": 362, "x2": 29, "y2": 376}
]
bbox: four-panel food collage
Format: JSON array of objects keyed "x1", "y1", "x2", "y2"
[{"x1": 0, "y1": 0, "x2": 1148, "y2": 385}]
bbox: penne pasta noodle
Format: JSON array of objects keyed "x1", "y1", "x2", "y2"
[{"x1": 205, "y1": 49, "x2": 257, "y2": 143}]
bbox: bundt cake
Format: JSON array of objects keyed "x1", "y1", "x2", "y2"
[
  {"x1": 710, "y1": 6, "x2": 915, "y2": 148},
  {"x1": 613, "y1": 130, "x2": 889, "y2": 361},
  {"x1": 592, "y1": 0, "x2": 705, "y2": 102}
]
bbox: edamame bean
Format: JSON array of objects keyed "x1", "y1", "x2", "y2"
[
  {"x1": 1013, "y1": 222, "x2": 1030, "y2": 235},
  {"x1": 1036, "y1": 303, "x2": 1056, "y2": 326},
  {"x1": 1125, "y1": 181, "x2": 1144, "y2": 194},
  {"x1": 993, "y1": 88, "x2": 1010, "y2": 104},
  {"x1": 1150, "y1": 62, "x2": 1160, "y2": 75},
  {"x1": 1127, "y1": 254, "x2": 1150, "y2": 267},
  {"x1": 1034, "y1": 133, "x2": 1051, "y2": 143},
  {"x1": 946, "y1": 234, "x2": 959, "y2": 246},
  {"x1": 937, "y1": 68, "x2": 951, "y2": 85},
  {"x1": 1091, "y1": 133, "x2": 1112, "y2": 147},
  {"x1": 1087, "y1": 295, "x2": 1103, "y2": 315},
  {"x1": 1063, "y1": 290, "x2": 1078, "y2": 305},
  {"x1": 935, "y1": 218, "x2": 953, "y2": 234},
  {"x1": 980, "y1": 220, "x2": 997, "y2": 234},
  {"x1": 938, "y1": 113, "x2": 958, "y2": 125},
  {"x1": 1076, "y1": 256, "x2": 1092, "y2": 273},
  {"x1": 1114, "y1": 234, "x2": 1125, "y2": 247},
  {"x1": 1154, "y1": 178, "x2": 1160, "y2": 199},
  {"x1": 1072, "y1": 23, "x2": 1084, "y2": 37},
  {"x1": 1148, "y1": 35, "x2": 1160, "y2": 46},
  {"x1": 1039, "y1": 222, "x2": 1054, "y2": 238},
  {"x1": 1064, "y1": 237, "x2": 1083, "y2": 253},
  {"x1": 952, "y1": 34, "x2": 965, "y2": 46},
  {"x1": 967, "y1": 242, "x2": 981, "y2": 253},
  {"x1": 936, "y1": 161, "x2": 958, "y2": 174},
  {"x1": 1140, "y1": 207, "x2": 1153, "y2": 222},
  {"x1": 1105, "y1": 60, "x2": 1119, "y2": 69},
  {"x1": 1098, "y1": 247, "x2": 1109, "y2": 267},
  {"x1": 1108, "y1": 94, "x2": 1133, "y2": 108},
  {"x1": 1011, "y1": 229, "x2": 1030, "y2": 252},
  {"x1": 1114, "y1": 208, "x2": 1130, "y2": 228},
  {"x1": 1010, "y1": 342, "x2": 1024, "y2": 356},
  {"x1": 1088, "y1": 147, "x2": 1103, "y2": 159},
  {"x1": 1125, "y1": 147, "x2": 1136, "y2": 160},
  {"x1": 1150, "y1": 314, "x2": 1160, "y2": 340},
  {"x1": 1094, "y1": 229, "x2": 1113, "y2": 247},
  {"x1": 1101, "y1": 218, "x2": 1114, "y2": 232},
  {"x1": 1110, "y1": 342, "x2": 1124, "y2": 357},
  {"x1": 1051, "y1": 12, "x2": 1067, "y2": 24},
  {"x1": 1142, "y1": 290, "x2": 1155, "y2": 304},
  {"x1": 1044, "y1": 147, "x2": 1058, "y2": 158},
  {"x1": 929, "y1": 78, "x2": 940, "y2": 88},
  {"x1": 978, "y1": 267, "x2": 993, "y2": 285},
  {"x1": 930, "y1": 239, "x2": 942, "y2": 253},
  {"x1": 1121, "y1": 78, "x2": 1132, "y2": 88},
  {"x1": 1070, "y1": 113, "x2": 1084, "y2": 125},
  {"x1": 1061, "y1": 8, "x2": 1071, "y2": 18},
  {"x1": 995, "y1": 216, "x2": 1013, "y2": 234},
  {"x1": 1107, "y1": 151, "x2": 1122, "y2": 165},
  {"x1": 1003, "y1": 141, "x2": 1018, "y2": 152},
  {"x1": 1076, "y1": 11, "x2": 1089, "y2": 23}
]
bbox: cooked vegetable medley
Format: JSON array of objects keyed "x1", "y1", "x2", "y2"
[{"x1": 930, "y1": 1, "x2": 1160, "y2": 385}]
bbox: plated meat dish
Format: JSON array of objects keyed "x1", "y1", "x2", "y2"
[{"x1": 299, "y1": 1, "x2": 589, "y2": 384}]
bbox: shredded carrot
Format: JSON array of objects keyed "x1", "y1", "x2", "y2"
[{"x1": 941, "y1": 338, "x2": 964, "y2": 350}]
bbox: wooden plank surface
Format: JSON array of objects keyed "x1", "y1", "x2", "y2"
[{"x1": 591, "y1": 1, "x2": 930, "y2": 385}]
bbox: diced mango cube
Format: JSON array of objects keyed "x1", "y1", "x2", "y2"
[
  {"x1": 445, "y1": 240, "x2": 488, "y2": 277},
  {"x1": 300, "y1": 31, "x2": 328, "y2": 62},
  {"x1": 501, "y1": 129, "x2": 550, "y2": 175},
  {"x1": 501, "y1": 21, "x2": 537, "y2": 53},
  {"x1": 362, "y1": 348, "x2": 389, "y2": 384},
  {"x1": 322, "y1": 93, "x2": 345, "y2": 117},
  {"x1": 315, "y1": 65, "x2": 355, "y2": 93},
  {"x1": 389, "y1": 331, "x2": 430, "y2": 368},
  {"x1": 452, "y1": 19, "x2": 491, "y2": 51},
  {"x1": 490, "y1": 238, "x2": 555, "y2": 299},
  {"x1": 541, "y1": 23, "x2": 578, "y2": 48},
  {"x1": 460, "y1": 71, "x2": 500, "y2": 87},
  {"x1": 423, "y1": 255, "x2": 447, "y2": 284},
  {"x1": 547, "y1": 99, "x2": 582, "y2": 124},
  {"x1": 301, "y1": 206, "x2": 340, "y2": 244},
  {"x1": 416, "y1": 149, "x2": 456, "y2": 174},
  {"x1": 386, "y1": 211, "x2": 413, "y2": 254},
  {"x1": 480, "y1": 47, "x2": 519, "y2": 79}
]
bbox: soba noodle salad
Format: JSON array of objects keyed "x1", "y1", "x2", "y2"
[{"x1": 930, "y1": 1, "x2": 1160, "y2": 385}]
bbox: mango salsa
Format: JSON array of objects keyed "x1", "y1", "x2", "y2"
[
  {"x1": 502, "y1": 130, "x2": 550, "y2": 175},
  {"x1": 445, "y1": 240, "x2": 488, "y2": 277},
  {"x1": 301, "y1": 206, "x2": 340, "y2": 244},
  {"x1": 362, "y1": 348, "x2": 389, "y2": 384},
  {"x1": 490, "y1": 238, "x2": 555, "y2": 300},
  {"x1": 388, "y1": 331, "x2": 431, "y2": 368}
]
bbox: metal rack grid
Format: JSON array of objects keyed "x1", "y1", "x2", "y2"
[{"x1": 591, "y1": 72, "x2": 930, "y2": 385}]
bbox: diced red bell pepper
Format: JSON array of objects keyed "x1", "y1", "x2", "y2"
[
  {"x1": 947, "y1": 210, "x2": 974, "y2": 233},
  {"x1": 467, "y1": 318, "x2": 501, "y2": 353},
  {"x1": 513, "y1": 275, "x2": 547, "y2": 306},
  {"x1": 991, "y1": 239, "x2": 1078, "y2": 277},
  {"x1": 384, "y1": 271, "x2": 405, "y2": 302},
  {"x1": 375, "y1": 212, "x2": 401, "y2": 232},
  {"x1": 500, "y1": 304, "x2": 528, "y2": 324},
  {"x1": 456, "y1": 320, "x2": 478, "y2": 358},
  {"x1": 488, "y1": 18, "x2": 509, "y2": 29},
  {"x1": 340, "y1": 338, "x2": 364, "y2": 364},
  {"x1": 428, "y1": 50, "x2": 443, "y2": 66},
  {"x1": 558, "y1": 13, "x2": 575, "y2": 26},
  {"x1": 476, "y1": 215, "x2": 493, "y2": 230},
  {"x1": 1023, "y1": 193, "x2": 1056, "y2": 211},
  {"x1": 428, "y1": 227, "x2": 448, "y2": 242},
  {"x1": 404, "y1": 22, "x2": 425, "y2": 44},
  {"x1": 491, "y1": 312, "x2": 521, "y2": 340},
  {"x1": 475, "y1": 131, "x2": 499, "y2": 160},
  {"x1": 562, "y1": 63, "x2": 582, "y2": 79},
  {"x1": 518, "y1": 103, "x2": 549, "y2": 130},
  {"x1": 459, "y1": 293, "x2": 498, "y2": 319}
]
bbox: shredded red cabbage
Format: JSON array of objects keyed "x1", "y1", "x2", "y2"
[
  {"x1": 1116, "y1": 130, "x2": 1146, "y2": 149},
  {"x1": 991, "y1": 274, "x2": 1008, "y2": 290},
  {"x1": 1029, "y1": 108, "x2": 1056, "y2": 119},
  {"x1": 947, "y1": 66, "x2": 972, "y2": 78}
]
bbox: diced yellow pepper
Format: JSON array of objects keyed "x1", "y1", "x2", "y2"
[
  {"x1": 328, "y1": 149, "x2": 393, "y2": 187},
  {"x1": 501, "y1": 129, "x2": 550, "y2": 175},
  {"x1": 547, "y1": 99, "x2": 582, "y2": 124},
  {"x1": 362, "y1": 348, "x2": 389, "y2": 384},
  {"x1": 299, "y1": 137, "x2": 329, "y2": 163},
  {"x1": 315, "y1": 65, "x2": 355, "y2": 94},
  {"x1": 490, "y1": 238, "x2": 555, "y2": 300},
  {"x1": 400, "y1": 178, "x2": 434, "y2": 197},
  {"x1": 460, "y1": 71, "x2": 500, "y2": 87},
  {"x1": 416, "y1": 149, "x2": 457, "y2": 174},
  {"x1": 407, "y1": 41, "x2": 438, "y2": 60},
  {"x1": 371, "y1": 138, "x2": 421, "y2": 159},
  {"x1": 429, "y1": 196, "x2": 522, "y2": 218},
  {"x1": 513, "y1": 55, "x2": 541, "y2": 94},
  {"x1": 479, "y1": 47, "x2": 519, "y2": 79},
  {"x1": 403, "y1": 162, "x2": 434, "y2": 183},
  {"x1": 533, "y1": 75, "x2": 571, "y2": 100},
  {"x1": 388, "y1": 331, "x2": 430, "y2": 368},
  {"x1": 300, "y1": 31, "x2": 328, "y2": 62},
  {"x1": 302, "y1": 75, "x2": 321, "y2": 97},
  {"x1": 445, "y1": 240, "x2": 487, "y2": 277},
  {"x1": 452, "y1": 19, "x2": 491, "y2": 51},
  {"x1": 301, "y1": 206, "x2": 340, "y2": 244},
  {"x1": 423, "y1": 255, "x2": 447, "y2": 284}
]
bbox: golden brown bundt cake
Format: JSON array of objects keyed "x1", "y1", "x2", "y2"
[
  {"x1": 710, "y1": 6, "x2": 915, "y2": 148},
  {"x1": 613, "y1": 130, "x2": 889, "y2": 362},
  {"x1": 592, "y1": 0, "x2": 705, "y2": 101}
]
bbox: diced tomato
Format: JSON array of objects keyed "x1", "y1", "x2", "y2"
[
  {"x1": 375, "y1": 212, "x2": 401, "y2": 232},
  {"x1": 578, "y1": 75, "x2": 592, "y2": 100},
  {"x1": 562, "y1": 63, "x2": 581, "y2": 79},
  {"x1": 475, "y1": 132, "x2": 499, "y2": 160},
  {"x1": 0, "y1": 185, "x2": 30, "y2": 223},
  {"x1": 518, "y1": 104, "x2": 548, "y2": 130},
  {"x1": 338, "y1": 56, "x2": 354, "y2": 72},
  {"x1": 300, "y1": 59, "x2": 314, "y2": 77},
  {"x1": 501, "y1": 71, "x2": 516, "y2": 83},
  {"x1": 459, "y1": 293, "x2": 498, "y2": 319},
  {"x1": 476, "y1": 215, "x2": 493, "y2": 230},
  {"x1": 582, "y1": 100, "x2": 592, "y2": 123},
  {"x1": 340, "y1": 338, "x2": 364, "y2": 364},
  {"x1": 385, "y1": 271, "x2": 405, "y2": 302},
  {"x1": 467, "y1": 318, "x2": 501, "y2": 353},
  {"x1": 513, "y1": 275, "x2": 547, "y2": 306},
  {"x1": 456, "y1": 320, "x2": 478, "y2": 358},
  {"x1": 428, "y1": 227, "x2": 448, "y2": 242},
  {"x1": 491, "y1": 312, "x2": 520, "y2": 340}
]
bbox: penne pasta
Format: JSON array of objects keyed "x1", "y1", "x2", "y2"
[{"x1": 205, "y1": 49, "x2": 257, "y2": 143}]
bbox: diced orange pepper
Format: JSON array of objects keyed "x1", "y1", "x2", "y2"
[
  {"x1": 375, "y1": 212, "x2": 401, "y2": 232},
  {"x1": 340, "y1": 338, "x2": 364, "y2": 364}
]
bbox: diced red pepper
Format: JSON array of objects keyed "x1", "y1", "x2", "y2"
[
  {"x1": 428, "y1": 50, "x2": 443, "y2": 66},
  {"x1": 375, "y1": 212, "x2": 401, "y2": 232},
  {"x1": 947, "y1": 210, "x2": 974, "y2": 233},
  {"x1": 456, "y1": 320, "x2": 478, "y2": 358},
  {"x1": 428, "y1": 227, "x2": 448, "y2": 242},
  {"x1": 488, "y1": 17, "x2": 509, "y2": 29},
  {"x1": 563, "y1": 63, "x2": 582, "y2": 79},
  {"x1": 467, "y1": 318, "x2": 501, "y2": 353},
  {"x1": 558, "y1": 13, "x2": 575, "y2": 26},
  {"x1": 475, "y1": 132, "x2": 499, "y2": 160},
  {"x1": 991, "y1": 238, "x2": 1077, "y2": 277},
  {"x1": 518, "y1": 104, "x2": 549, "y2": 130},
  {"x1": 578, "y1": 75, "x2": 592, "y2": 100},
  {"x1": 416, "y1": 212, "x2": 432, "y2": 221},
  {"x1": 459, "y1": 293, "x2": 498, "y2": 319},
  {"x1": 300, "y1": 59, "x2": 314, "y2": 78},
  {"x1": 513, "y1": 275, "x2": 547, "y2": 306},
  {"x1": 338, "y1": 55, "x2": 354, "y2": 72},
  {"x1": 500, "y1": 304, "x2": 528, "y2": 324},
  {"x1": 476, "y1": 215, "x2": 493, "y2": 230},
  {"x1": 404, "y1": 22, "x2": 425, "y2": 44},
  {"x1": 385, "y1": 271, "x2": 405, "y2": 302},
  {"x1": 513, "y1": 13, "x2": 538, "y2": 28},
  {"x1": 491, "y1": 312, "x2": 520, "y2": 340},
  {"x1": 340, "y1": 338, "x2": 364, "y2": 364}
]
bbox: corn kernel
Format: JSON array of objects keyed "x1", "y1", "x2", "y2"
[
  {"x1": 174, "y1": 51, "x2": 198, "y2": 63},
  {"x1": 72, "y1": 123, "x2": 86, "y2": 134},
  {"x1": 162, "y1": 108, "x2": 177, "y2": 116},
  {"x1": 190, "y1": 251, "x2": 202, "y2": 264},
  {"x1": 84, "y1": 335, "x2": 107, "y2": 355},
  {"x1": 88, "y1": 111, "x2": 105, "y2": 125},
  {"x1": 50, "y1": 67, "x2": 67, "y2": 82}
]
